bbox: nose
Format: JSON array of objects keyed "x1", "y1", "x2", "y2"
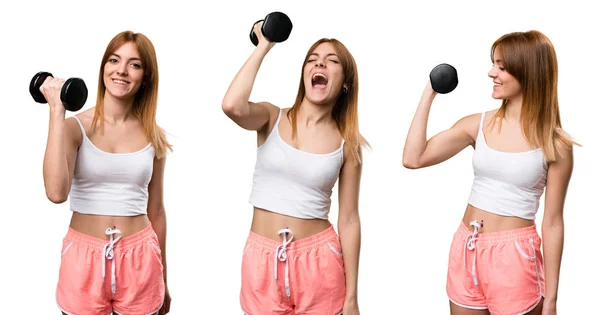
[
  {"x1": 117, "y1": 63, "x2": 128, "y2": 76},
  {"x1": 315, "y1": 60, "x2": 325, "y2": 68},
  {"x1": 488, "y1": 67, "x2": 496, "y2": 79}
]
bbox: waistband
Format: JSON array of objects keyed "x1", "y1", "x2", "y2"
[
  {"x1": 65, "y1": 224, "x2": 156, "y2": 250},
  {"x1": 458, "y1": 221, "x2": 539, "y2": 244},
  {"x1": 247, "y1": 225, "x2": 338, "y2": 253}
]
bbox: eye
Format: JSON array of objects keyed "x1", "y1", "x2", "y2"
[
  {"x1": 329, "y1": 59, "x2": 339, "y2": 64},
  {"x1": 498, "y1": 66, "x2": 505, "y2": 71},
  {"x1": 307, "y1": 59, "x2": 316, "y2": 63},
  {"x1": 131, "y1": 63, "x2": 142, "y2": 69},
  {"x1": 108, "y1": 58, "x2": 118, "y2": 63}
]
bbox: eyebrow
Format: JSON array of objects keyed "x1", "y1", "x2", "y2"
[
  {"x1": 309, "y1": 53, "x2": 339, "y2": 58},
  {"x1": 494, "y1": 59, "x2": 504, "y2": 63},
  {"x1": 111, "y1": 53, "x2": 141, "y2": 61}
]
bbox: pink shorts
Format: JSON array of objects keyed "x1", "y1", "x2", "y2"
[
  {"x1": 447, "y1": 221, "x2": 545, "y2": 315},
  {"x1": 240, "y1": 225, "x2": 346, "y2": 315},
  {"x1": 56, "y1": 224, "x2": 165, "y2": 315}
]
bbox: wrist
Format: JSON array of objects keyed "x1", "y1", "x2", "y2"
[
  {"x1": 255, "y1": 42, "x2": 273, "y2": 55},
  {"x1": 344, "y1": 294, "x2": 357, "y2": 303},
  {"x1": 49, "y1": 107, "x2": 66, "y2": 119},
  {"x1": 421, "y1": 88, "x2": 437, "y2": 102}
]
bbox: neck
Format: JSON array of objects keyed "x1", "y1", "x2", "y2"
[
  {"x1": 298, "y1": 98, "x2": 334, "y2": 127},
  {"x1": 102, "y1": 92, "x2": 135, "y2": 124},
  {"x1": 504, "y1": 94, "x2": 522, "y2": 123}
]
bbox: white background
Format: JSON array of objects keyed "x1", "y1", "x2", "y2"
[{"x1": 1, "y1": 0, "x2": 597, "y2": 313}]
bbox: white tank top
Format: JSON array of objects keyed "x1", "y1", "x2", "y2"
[
  {"x1": 467, "y1": 113, "x2": 548, "y2": 220},
  {"x1": 69, "y1": 116, "x2": 155, "y2": 216},
  {"x1": 249, "y1": 109, "x2": 344, "y2": 220}
]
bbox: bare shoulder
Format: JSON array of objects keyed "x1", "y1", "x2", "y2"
[
  {"x1": 255, "y1": 101, "x2": 281, "y2": 119},
  {"x1": 66, "y1": 108, "x2": 95, "y2": 145},
  {"x1": 452, "y1": 111, "x2": 486, "y2": 141},
  {"x1": 553, "y1": 138, "x2": 575, "y2": 164},
  {"x1": 255, "y1": 101, "x2": 282, "y2": 132}
]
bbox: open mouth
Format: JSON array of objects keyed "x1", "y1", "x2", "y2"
[{"x1": 311, "y1": 73, "x2": 328, "y2": 90}]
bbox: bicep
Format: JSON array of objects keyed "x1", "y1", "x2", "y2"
[
  {"x1": 418, "y1": 115, "x2": 477, "y2": 168},
  {"x1": 225, "y1": 101, "x2": 273, "y2": 131},
  {"x1": 543, "y1": 143, "x2": 574, "y2": 221},
  {"x1": 338, "y1": 147, "x2": 362, "y2": 219},
  {"x1": 65, "y1": 118, "x2": 81, "y2": 185}
]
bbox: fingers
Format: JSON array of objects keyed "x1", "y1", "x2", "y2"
[
  {"x1": 39, "y1": 76, "x2": 67, "y2": 110},
  {"x1": 253, "y1": 21, "x2": 263, "y2": 38},
  {"x1": 39, "y1": 77, "x2": 65, "y2": 95}
]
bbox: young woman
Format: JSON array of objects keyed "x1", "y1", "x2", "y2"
[
  {"x1": 403, "y1": 30, "x2": 576, "y2": 315},
  {"x1": 222, "y1": 23, "x2": 367, "y2": 315},
  {"x1": 42, "y1": 31, "x2": 172, "y2": 315}
]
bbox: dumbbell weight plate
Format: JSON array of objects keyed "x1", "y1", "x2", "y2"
[
  {"x1": 61, "y1": 78, "x2": 88, "y2": 112},
  {"x1": 30, "y1": 71, "x2": 53, "y2": 103},
  {"x1": 262, "y1": 12, "x2": 292, "y2": 43},
  {"x1": 430, "y1": 63, "x2": 458, "y2": 94},
  {"x1": 249, "y1": 12, "x2": 293, "y2": 46}
]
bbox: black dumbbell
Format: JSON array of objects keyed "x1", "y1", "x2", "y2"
[
  {"x1": 249, "y1": 12, "x2": 293, "y2": 46},
  {"x1": 430, "y1": 64, "x2": 458, "y2": 94},
  {"x1": 29, "y1": 71, "x2": 88, "y2": 112}
]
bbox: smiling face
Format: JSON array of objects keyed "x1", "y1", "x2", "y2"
[
  {"x1": 488, "y1": 49, "x2": 522, "y2": 101},
  {"x1": 103, "y1": 41, "x2": 145, "y2": 102},
  {"x1": 302, "y1": 42, "x2": 346, "y2": 106}
]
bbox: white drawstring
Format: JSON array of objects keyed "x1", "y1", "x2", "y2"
[
  {"x1": 274, "y1": 228, "x2": 294, "y2": 298},
  {"x1": 463, "y1": 221, "x2": 481, "y2": 286},
  {"x1": 102, "y1": 227, "x2": 122, "y2": 295}
]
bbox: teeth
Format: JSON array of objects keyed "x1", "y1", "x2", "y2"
[
  {"x1": 312, "y1": 73, "x2": 327, "y2": 80},
  {"x1": 113, "y1": 79, "x2": 129, "y2": 84}
]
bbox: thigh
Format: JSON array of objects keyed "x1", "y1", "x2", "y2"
[
  {"x1": 112, "y1": 231, "x2": 165, "y2": 315},
  {"x1": 56, "y1": 236, "x2": 111, "y2": 315},
  {"x1": 240, "y1": 241, "x2": 291, "y2": 314},
  {"x1": 450, "y1": 301, "x2": 491, "y2": 315},
  {"x1": 447, "y1": 224, "x2": 487, "y2": 309},
  {"x1": 483, "y1": 235, "x2": 544, "y2": 314},
  {"x1": 525, "y1": 297, "x2": 544, "y2": 315},
  {"x1": 292, "y1": 237, "x2": 345, "y2": 315}
]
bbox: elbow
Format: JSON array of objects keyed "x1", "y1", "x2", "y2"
[
  {"x1": 46, "y1": 189, "x2": 68, "y2": 204},
  {"x1": 542, "y1": 215, "x2": 564, "y2": 229},
  {"x1": 338, "y1": 212, "x2": 360, "y2": 227},
  {"x1": 221, "y1": 101, "x2": 235, "y2": 116},
  {"x1": 44, "y1": 181, "x2": 69, "y2": 204},
  {"x1": 221, "y1": 100, "x2": 242, "y2": 118},
  {"x1": 402, "y1": 157, "x2": 420, "y2": 169}
]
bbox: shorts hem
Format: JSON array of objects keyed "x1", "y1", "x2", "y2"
[
  {"x1": 113, "y1": 301, "x2": 164, "y2": 315},
  {"x1": 57, "y1": 301, "x2": 112, "y2": 315},
  {"x1": 448, "y1": 295, "x2": 488, "y2": 310},
  {"x1": 513, "y1": 294, "x2": 544, "y2": 315}
]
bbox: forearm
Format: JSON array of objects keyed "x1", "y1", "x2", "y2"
[
  {"x1": 338, "y1": 214, "x2": 361, "y2": 301},
  {"x1": 403, "y1": 88, "x2": 436, "y2": 166},
  {"x1": 43, "y1": 110, "x2": 70, "y2": 202},
  {"x1": 150, "y1": 210, "x2": 168, "y2": 283},
  {"x1": 222, "y1": 44, "x2": 271, "y2": 115},
  {"x1": 542, "y1": 217, "x2": 564, "y2": 302}
]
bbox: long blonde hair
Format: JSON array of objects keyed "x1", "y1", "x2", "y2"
[
  {"x1": 92, "y1": 30, "x2": 172, "y2": 158},
  {"x1": 491, "y1": 30, "x2": 578, "y2": 161},
  {"x1": 288, "y1": 38, "x2": 368, "y2": 163}
]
